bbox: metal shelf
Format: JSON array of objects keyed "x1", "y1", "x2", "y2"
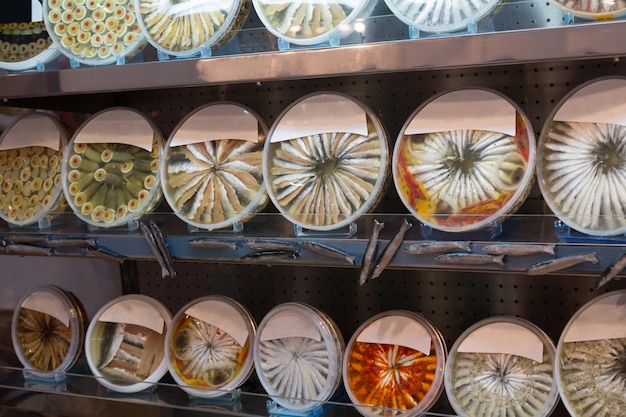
[{"x1": 0, "y1": 20, "x2": 625, "y2": 100}]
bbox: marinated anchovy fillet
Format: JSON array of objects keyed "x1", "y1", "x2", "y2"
[
  {"x1": 164, "y1": 136, "x2": 265, "y2": 227},
  {"x1": 0, "y1": 146, "x2": 65, "y2": 225},
  {"x1": 257, "y1": 337, "x2": 331, "y2": 407},
  {"x1": 63, "y1": 139, "x2": 161, "y2": 227},
  {"x1": 448, "y1": 351, "x2": 554, "y2": 417},
  {"x1": 267, "y1": 123, "x2": 386, "y2": 229},
  {"x1": 345, "y1": 342, "x2": 438, "y2": 414},
  {"x1": 559, "y1": 338, "x2": 626, "y2": 416},
  {"x1": 138, "y1": 0, "x2": 250, "y2": 54},
  {"x1": 45, "y1": 0, "x2": 144, "y2": 64},
  {"x1": 0, "y1": 22, "x2": 53, "y2": 64},
  {"x1": 396, "y1": 115, "x2": 532, "y2": 231},
  {"x1": 539, "y1": 122, "x2": 626, "y2": 235},
  {"x1": 16, "y1": 307, "x2": 72, "y2": 372},
  {"x1": 169, "y1": 316, "x2": 248, "y2": 388},
  {"x1": 385, "y1": 0, "x2": 500, "y2": 33}
]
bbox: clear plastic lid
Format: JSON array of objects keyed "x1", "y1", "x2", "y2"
[
  {"x1": 556, "y1": 289, "x2": 626, "y2": 416},
  {"x1": 11, "y1": 285, "x2": 88, "y2": 378},
  {"x1": 61, "y1": 107, "x2": 163, "y2": 228},
  {"x1": 43, "y1": 0, "x2": 146, "y2": 66},
  {"x1": 254, "y1": 302, "x2": 345, "y2": 411},
  {"x1": 537, "y1": 77, "x2": 626, "y2": 237},
  {"x1": 165, "y1": 295, "x2": 256, "y2": 398},
  {"x1": 343, "y1": 310, "x2": 447, "y2": 417},
  {"x1": 135, "y1": 0, "x2": 251, "y2": 56},
  {"x1": 384, "y1": 0, "x2": 500, "y2": 33},
  {"x1": 0, "y1": 21, "x2": 60, "y2": 71},
  {"x1": 263, "y1": 92, "x2": 390, "y2": 231},
  {"x1": 547, "y1": 0, "x2": 626, "y2": 19},
  {"x1": 445, "y1": 316, "x2": 558, "y2": 417},
  {"x1": 85, "y1": 294, "x2": 172, "y2": 393},
  {"x1": 252, "y1": 0, "x2": 375, "y2": 46},
  {"x1": 0, "y1": 112, "x2": 68, "y2": 227},
  {"x1": 161, "y1": 102, "x2": 268, "y2": 231},
  {"x1": 393, "y1": 87, "x2": 535, "y2": 233}
]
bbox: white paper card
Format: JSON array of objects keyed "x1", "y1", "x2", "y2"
[
  {"x1": 76, "y1": 110, "x2": 154, "y2": 151},
  {"x1": 22, "y1": 291, "x2": 70, "y2": 327},
  {"x1": 261, "y1": 310, "x2": 321, "y2": 342},
  {"x1": 356, "y1": 315, "x2": 432, "y2": 356},
  {"x1": 32, "y1": 0, "x2": 43, "y2": 21},
  {"x1": 457, "y1": 322, "x2": 544, "y2": 363},
  {"x1": 100, "y1": 299, "x2": 165, "y2": 334},
  {"x1": 554, "y1": 79, "x2": 626, "y2": 126},
  {"x1": 270, "y1": 94, "x2": 368, "y2": 143},
  {"x1": 0, "y1": 114, "x2": 60, "y2": 151},
  {"x1": 564, "y1": 293, "x2": 626, "y2": 342},
  {"x1": 171, "y1": 104, "x2": 259, "y2": 147},
  {"x1": 186, "y1": 300, "x2": 249, "y2": 347},
  {"x1": 405, "y1": 90, "x2": 516, "y2": 136}
]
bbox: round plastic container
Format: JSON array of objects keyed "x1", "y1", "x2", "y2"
[
  {"x1": 61, "y1": 107, "x2": 163, "y2": 228},
  {"x1": 0, "y1": 112, "x2": 68, "y2": 227},
  {"x1": 556, "y1": 289, "x2": 626, "y2": 416},
  {"x1": 343, "y1": 310, "x2": 446, "y2": 417},
  {"x1": 393, "y1": 87, "x2": 535, "y2": 233},
  {"x1": 43, "y1": 0, "x2": 146, "y2": 66},
  {"x1": 161, "y1": 102, "x2": 268, "y2": 231},
  {"x1": 263, "y1": 92, "x2": 390, "y2": 231},
  {"x1": 384, "y1": 0, "x2": 500, "y2": 33},
  {"x1": 85, "y1": 294, "x2": 172, "y2": 393},
  {"x1": 166, "y1": 295, "x2": 256, "y2": 398},
  {"x1": 252, "y1": 0, "x2": 375, "y2": 46},
  {"x1": 547, "y1": 0, "x2": 626, "y2": 19},
  {"x1": 254, "y1": 302, "x2": 345, "y2": 411},
  {"x1": 445, "y1": 316, "x2": 558, "y2": 417},
  {"x1": 0, "y1": 21, "x2": 59, "y2": 71},
  {"x1": 135, "y1": 0, "x2": 251, "y2": 56},
  {"x1": 11, "y1": 285, "x2": 88, "y2": 378},
  {"x1": 538, "y1": 77, "x2": 626, "y2": 237}
]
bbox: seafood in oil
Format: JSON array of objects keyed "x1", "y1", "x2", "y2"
[
  {"x1": 169, "y1": 316, "x2": 248, "y2": 388},
  {"x1": 395, "y1": 114, "x2": 533, "y2": 232},
  {"x1": 0, "y1": 22, "x2": 53, "y2": 65},
  {"x1": 15, "y1": 307, "x2": 71, "y2": 372}
]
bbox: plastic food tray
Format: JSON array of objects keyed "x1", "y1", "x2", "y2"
[
  {"x1": 166, "y1": 295, "x2": 256, "y2": 398},
  {"x1": 393, "y1": 87, "x2": 535, "y2": 233},
  {"x1": 445, "y1": 316, "x2": 559, "y2": 417},
  {"x1": 537, "y1": 77, "x2": 626, "y2": 237},
  {"x1": 254, "y1": 302, "x2": 345, "y2": 411},
  {"x1": 61, "y1": 107, "x2": 163, "y2": 229},
  {"x1": 11, "y1": 285, "x2": 88, "y2": 378},
  {"x1": 556, "y1": 289, "x2": 626, "y2": 416},
  {"x1": 263, "y1": 92, "x2": 390, "y2": 232},
  {"x1": 44, "y1": 0, "x2": 146, "y2": 66},
  {"x1": 161, "y1": 102, "x2": 268, "y2": 231},
  {"x1": 343, "y1": 310, "x2": 446, "y2": 417},
  {"x1": 0, "y1": 112, "x2": 68, "y2": 227},
  {"x1": 135, "y1": 0, "x2": 251, "y2": 56},
  {"x1": 0, "y1": 22, "x2": 59, "y2": 71},
  {"x1": 85, "y1": 294, "x2": 172, "y2": 393}
]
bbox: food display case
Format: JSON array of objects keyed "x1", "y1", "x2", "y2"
[{"x1": 0, "y1": 1, "x2": 625, "y2": 416}]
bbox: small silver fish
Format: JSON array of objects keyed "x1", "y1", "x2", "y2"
[
  {"x1": 243, "y1": 239, "x2": 298, "y2": 251},
  {"x1": 359, "y1": 219, "x2": 384, "y2": 286},
  {"x1": 435, "y1": 253, "x2": 505, "y2": 266},
  {"x1": 188, "y1": 239, "x2": 238, "y2": 250},
  {"x1": 80, "y1": 246, "x2": 125, "y2": 264},
  {"x1": 240, "y1": 250, "x2": 299, "y2": 262},
  {"x1": 4, "y1": 235, "x2": 47, "y2": 245},
  {"x1": 482, "y1": 243, "x2": 556, "y2": 256},
  {"x1": 300, "y1": 241, "x2": 355, "y2": 265},
  {"x1": 526, "y1": 252, "x2": 599, "y2": 276},
  {"x1": 371, "y1": 219, "x2": 413, "y2": 279},
  {"x1": 405, "y1": 241, "x2": 471, "y2": 255},
  {"x1": 596, "y1": 251, "x2": 626, "y2": 289},
  {"x1": 140, "y1": 222, "x2": 170, "y2": 278},
  {"x1": 150, "y1": 221, "x2": 176, "y2": 278},
  {"x1": 4, "y1": 244, "x2": 53, "y2": 256},
  {"x1": 47, "y1": 237, "x2": 97, "y2": 247}
]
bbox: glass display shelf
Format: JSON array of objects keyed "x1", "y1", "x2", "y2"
[
  {"x1": 0, "y1": 365, "x2": 458, "y2": 417},
  {"x1": 0, "y1": 212, "x2": 624, "y2": 279},
  {"x1": 0, "y1": 0, "x2": 624, "y2": 100}
]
